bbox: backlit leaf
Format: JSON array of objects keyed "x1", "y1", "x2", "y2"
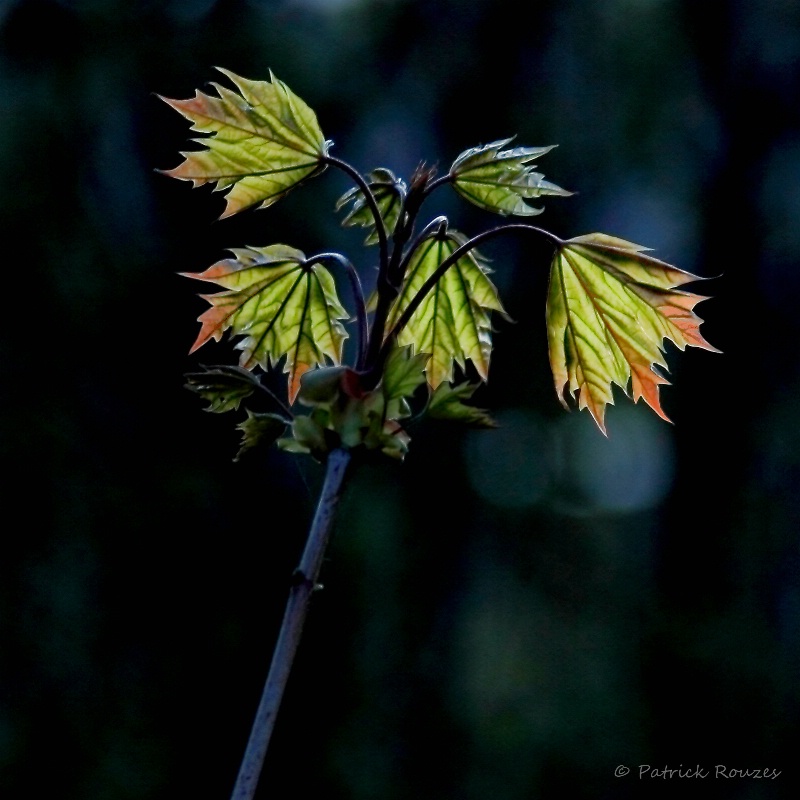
[
  {"x1": 382, "y1": 344, "x2": 430, "y2": 419},
  {"x1": 183, "y1": 245, "x2": 349, "y2": 403},
  {"x1": 382, "y1": 344, "x2": 430, "y2": 403},
  {"x1": 427, "y1": 382, "x2": 497, "y2": 428},
  {"x1": 336, "y1": 168, "x2": 407, "y2": 245},
  {"x1": 160, "y1": 69, "x2": 329, "y2": 218},
  {"x1": 386, "y1": 227, "x2": 506, "y2": 389},
  {"x1": 450, "y1": 137, "x2": 571, "y2": 217},
  {"x1": 546, "y1": 233, "x2": 718, "y2": 433}
]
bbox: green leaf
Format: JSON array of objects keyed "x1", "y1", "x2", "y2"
[
  {"x1": 234, "y1": 410, "x2": 288, "y2": 461},
  {"x1": 386, "y1": 227, "x2": 506, "y2": 388},
  {"x1": 427, "y1": 382, "x2": 497, "y2": 428},
  {"x1": 450, "y1": 137, "x2": 571, "y2": 217},
  {"x1": 184, "y1": 364, "x2": 262, "y2": 413},
  {"x1": 336, "y1": 168, "x2": 407, "y2": 244},
  {"x1": 182, "y1": 244, "x2": 349, "y2": 403},
  {"x1": 381, "y1": 344, "x2": 431, "y2": 420},
  {"x1": 159, "y1": 68, "x2": 329, "y2": 218},
  {"x1": 546, "y1": 232, "x2": 719, "y2": 433},
  {"x1": 364, "y1": 289, "x2": 378, "y2": 314},
  {"x1": 382, "y1": 344, "x2": 430, "y2": 403}
]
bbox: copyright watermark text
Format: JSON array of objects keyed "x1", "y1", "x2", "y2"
[{"x1": 614, "y1": 765, "x2": 781, "y2": 780}]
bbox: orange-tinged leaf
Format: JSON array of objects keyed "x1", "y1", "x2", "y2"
[
  {"x1": 546, "y1": 233, "x2": 719, "y2": 433},
  {"x1": 183, "y1": 245, "x2": 348, "y2": 403},
  {"x1": 159, "y1": 69, "x2": 328, "y2": 218}
]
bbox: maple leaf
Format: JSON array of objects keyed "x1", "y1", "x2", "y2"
[
  {"x1": 449, "y1": 137, "x2": 571, "y2": 217},
  {"x1": 386, "y1": 227, "x2": 507, "y2": 389},
  {"x1": 183, "y1": 364, "x2": 262, "y2": 413},
  {"x1": 182, "y1": 244, "x2": 349, "y2": 403},
  {"x1": 381, "y1": 344, "x2": 430, "y2": 420},
  {"x1": 234, "y1": 411, "x2": 288, "y2": 462},
  {"x1": 159, "y1": 68, "x2": 329, "y2": 218},
  {"x1": 336, "y1": 167, "x2": 407, "y2": 245},
  {"x1": 427, "y1": 381, "x2": 497, "y2": 428},
  {"x1": 546, "y1": 233, "x2": 719, "y2": 433}
]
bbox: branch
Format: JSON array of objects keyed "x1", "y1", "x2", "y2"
[
  {"x1": 229, "y1": 447, "x2": 352, "y2": 800},
  {"x1": 363, "y1": 167, "x2": 437, "y2": 376}
]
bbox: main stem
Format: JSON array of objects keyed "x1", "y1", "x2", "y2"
[{"x1": 229, "y1": 447, "x2": 352, "y2": 800}]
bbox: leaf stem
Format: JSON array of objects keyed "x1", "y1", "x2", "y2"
[
  {"x1": 393, "y1": 216, "x2": 448, "y2": 287},
  {"x1": 307, "y1": 253, "x2": 369, "y2": 370},
  {"x1": 377, "y1": 223, "x2": 563, "y2": 370},
  {"x1": 228, "y1": 447, "x2": 352, "y2": 800},
  {"x1": 421, "y1": 173, "x2": 453, "y2": 197},
  {"x1": 323, "y1": 155, "x2": 389, "y2": 274}
]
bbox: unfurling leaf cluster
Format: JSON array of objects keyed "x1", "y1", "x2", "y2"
[{"x1": 162, "y1": 68, "x2": 717, "y2": 459}]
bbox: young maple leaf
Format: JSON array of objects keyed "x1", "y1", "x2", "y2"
[
  {"x1": 335, "y1": 167, "x2": 407, "y2": 246},
  {"x1": 449, "y1": 137, "x2": 571, "y2": 217},
  {"x1": 159, "y1": 69, "x2": 329, "y2": 219},
  {"x1": 427, "y1": 381, "x2": 497, "y2": 428},
  {"x1": 182, "y1": 244, "x2": 348, "y2": 403},
  {"x1": 546, "y1": 233, "x2": 719, "y2": 433},
  {"x1": 385, "y1": 227, "x2": 507, "y2": 389}
]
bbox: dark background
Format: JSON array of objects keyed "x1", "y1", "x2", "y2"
[{"x1": 1, "y1": 1, "x2": 799, "y2": 798}]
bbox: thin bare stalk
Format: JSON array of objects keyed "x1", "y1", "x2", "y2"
[{"x1": 229, "y1": 447, "x2": 352, "y2": 800}]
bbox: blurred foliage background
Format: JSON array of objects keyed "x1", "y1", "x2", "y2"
[{"x1": 1, "y1": 0, "x2": 799, "y2": 798}]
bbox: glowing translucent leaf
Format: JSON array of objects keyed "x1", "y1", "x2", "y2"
[
  {"x1": 450, "y1": 137, "x2": 571, "y2": 217},
  {"x1": 183, "y1": 245, "x2": 348, "y2": 403},
  {"x1": 546, "y1": 233, "x2": 718, "y2": 433},
  {"x1": 381, "y1": 344, "x2": 430, "y2": 419},
  {"x1": 382, "y1": 344, "x2": 430, "y2": 402},
  {"x1": 336, "y1": 168, "x2": 407, "y2": 245},
  {"x1": 386, "y1": 228, "x2": 506, "y2": 389},
  {"x1": 160, "y1": 69, "x2": 328, "y2": 218}
]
